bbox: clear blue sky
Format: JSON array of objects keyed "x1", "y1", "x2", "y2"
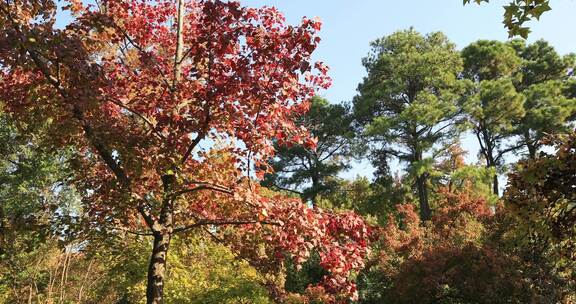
[{"x1": 239, "y1": 0, "x2": 576, "y2": 180}]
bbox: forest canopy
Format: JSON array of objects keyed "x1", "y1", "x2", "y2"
[{"x1": 0, "y1": 0, "x2": 575, "y2": 303}]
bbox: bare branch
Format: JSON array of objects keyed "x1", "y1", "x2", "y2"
[
  {"x1": 173, "y1": 218, "x2": 280, "y2": 234},
  {"x1": 172, "y1": 183, "x2": 233, "y2": 199},
  {"x1": 269, "y1": 184, "x2": 303, "y2": 196},
  {"x1": 114, "y1": 26, "x2": 172, "y2": 89},
  {"x1": 107, "y1": 98, "x2": 166, "y2": 141}
]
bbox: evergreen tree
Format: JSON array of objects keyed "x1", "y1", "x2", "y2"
[
  {"x1": 263, "y1": 96, "x2": 356, "y2": 205},
  {"x1": 509, "y1": 39, "x2": 576, "y2": 158},
  {"x1": 462, "y1": 40, "x2": 525, "y2": 195},
  {"x1": 354, "y1": 29, "x2": 466, "y2": 221}
]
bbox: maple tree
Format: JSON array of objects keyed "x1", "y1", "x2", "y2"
[
  {"x1": 0, "y1": 0, "x2": 370, "y2": 303},
  {"x1": 504, "y1": 131, "x2": 576, "y2": 282}
]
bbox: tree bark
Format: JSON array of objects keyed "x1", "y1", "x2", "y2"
[
  {"x1": 172, "y1": 0, "x2": 185, "y2": 86},
  {"x1": 477, "y1": 126, "x2": 499, "y2": 196},
  {"x1": 416, "y1": 173, "x2": 431, "y2": 221},
  {"x1": 145, "y1": 0, "x2": 183, "y2": 299},
  {"x1": 492, "y1": 172, "x2": 499, "y2": 197},
  {"x1": 310, "y1": 171, "x2": 319, "y2": 207},
  {"x1": 414, "y1": 149, "x2": 431, "y2": 221},
  {"x1": 146, "y1": 232, "x2": 171, "y2": 304},
  {"x1": 524, "y1": 131, "x2": 537, "y2": 159}
]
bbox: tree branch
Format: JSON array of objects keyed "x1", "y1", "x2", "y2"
[
  {"x1": 270, "y1": 184, "x2": 304, "y2": 196},
  {"x1": 173, "y1": 0, "x2": 185, "y2": 87},
  {"x1": 19, "y1": 34, "x2": 157, "y2": 230},
  {"x1": 171, "y1": 183, "x2": 233, "y2": 199},
  {"x1": 107, "y1": 98, "x2": 166, "y2": 141},
  {"x1": 495, "y1": 142, "x2": 525, "y2": 162},
  {"x1": 114, "y1": 26, "x2": 172, "y2": 89},
  {"x1": 173, "y1": 218, "x2": 280, "y2": 234}
]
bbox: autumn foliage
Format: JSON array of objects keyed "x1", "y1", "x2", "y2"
[
  {"x1": 0, "y1": 0, "x2": 368, "y2": 302},
  {"x1": 2, "y1": 0, "x2": 576, "y2": 303},
  {"x1": 361, "y1": 188, "x2": 535, "y2": 303},
  {"x1": 505, "y1": 131, "x2": 576, "y2": 282}
]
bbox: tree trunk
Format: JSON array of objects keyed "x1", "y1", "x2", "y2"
[
  {"x1": 413, "y1": 148, "x2": 431, "y2": 221},
  {"x1": 145, "y1": 0, "x2": 184, "y2": 297},
  {"x1": 146, "y1": 233, "x2": 171, "y2": 304},
  {"x1": 477, "y1": 126, "x2": 500, "y2": 197},
  {"x1": 310, "y1": 172, "x2": 319, "y2": 207},
  {"x1": 524, "y1": 131, "x2": 537, "y2": 159},
  {"x1": 172, "y1": 0, "x2": 185, "y2": 86},
  {"x1": 416, "y1": 173, "x2": 431, "y2": 221},
  {"x1": 492, "y1": 172, "x2": 499, "y2": 196}
]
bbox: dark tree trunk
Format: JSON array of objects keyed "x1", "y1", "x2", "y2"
[
  {"x1": 527, "y1": 143, "x2": 537, "y2": 160},
  {"x1": 524, "y1": 131, "x2": 537, "y2": 159},
  {"x1": 310, "y1": 193, "x2": 317, "y2": 208},
  {"x1": 146, "y1": 232, "x2": 171, "y2": 304},
  {"x1": 478, "y1": 127, "x2": 499, "y2": 197},
  {"x1": 492, "y1": 172, "x2": 499, "y2": 197},
  {"x1": 416, "y1": 173, "x2": 431, "y2": 221},
  {"x1": 412, "y1": 147, "x2": 431, "y2": 221},
  {"x1": 310, "y1": 173, "x2": 319, "y2": 207},
  {"x1": 486, "y1": 152, "x2": 499, "y2": 197}
]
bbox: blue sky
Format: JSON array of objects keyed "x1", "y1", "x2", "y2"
[
  {"x1": 241, "y1": 0, "x2": 575, "y2": 104},
  {"x1": 239, "y1": 0, "x2": 576, "y2": 180}
]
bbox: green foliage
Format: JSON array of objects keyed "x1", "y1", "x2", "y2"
[
  {"x1": 510, "y1": 39, "x2": 573, "y2": 89},
  {"x1": 164, "y1": 236, "x2": 272, "y2": 304},
  {"x1": 356, "y1": 30, "x2": 464, "y2": 138},
  {"x1": 462, "y1": 40, "x2": 526, "y2": 194},
  {"x1": 317, "y1": 176, "x2": 407, "y2": 226},
  {"x1": 431, "y1": 144, "x2": 498, "y2": 204},
  {"x1": 465, "y1": 79, "x2": 525, "y2": 136},
  {"x1": 263, "y1": 96, "x2": 356, "y2": 204},
  {"x1": 284, "y1": 252, "x2": 327, "y2": 295},
  {"x1": 462, "y1": 40, "x2": 521, "y2": 81},
  {"x1": 0, "y1": 110, "x2": 82, "y2": 303},
  {"x1": 508, "y1": 40, "x2": 576, "y2": 158},
  {"x1": 1, "y1": 231, "x2": 273, "y2": 303},
  {"x1": 355, "y1": 29, "x2": 466, "y2": 220},
  {"x1": 518, "y1": 80, "x2": 576, "y2": 156}
]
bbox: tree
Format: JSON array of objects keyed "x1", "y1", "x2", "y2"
[
  {"x1": 0, "y1": 0, "x2": 370, "y2": 302},
  {"x1": 518, "y1": 80, "x2": 576, "y2": 158},
  {"x1": 354, "y1": 29, "x2": 466, "y2": 221},
  {"x1": 315, "y1": 176, "x2": 407, "y2": 227},
  {"x1": 431, "y1": 143, "x2": 497, "y2": 204},
  {"x1": 461, "y1": 40, "x2": 525, "y2": 195},
  {"x1": 357, "y1": 184, "x2": 572, "y2": 303},
  {"x1": 0, "y1": 111, "x2": 81, "y2": 303},
  {"x1": 508, "y1": 39, "x2": 576, "y2": 159},
  {"x1": 357, "y1": 188, "x2": 528, "y2": 304},
  {"x1": 505, "y1": 131, "x2": 576, "y2": 283},
  {"x1": 508, "y1": 39, "x2": 574, "y2": 90},
  {"x1": 263, "y1": 96, "x2": 356, "y2": 206},
  {"x1": 463, "y1": 0, "x2": 553, "y2": 38}
]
